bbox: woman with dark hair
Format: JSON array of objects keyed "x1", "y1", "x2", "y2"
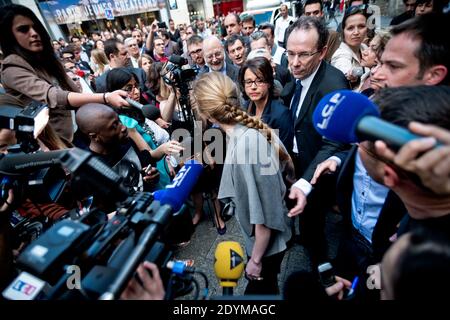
[
  {"x1": 331, "y1": 6, "x2": 369, "y2": 88},
  {"x1": 0, "y1": 4, "x2": 129, "y2": 142},
  {"x1": 239, "y1": 57, "x2": 294, "y2": 151},
  {"x1": 105, "y1": 68, "x2": 182, "y2": 190}
]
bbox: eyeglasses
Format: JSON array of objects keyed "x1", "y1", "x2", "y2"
[
  {"x1": 122, "y1": 83, "x2": 138, "y2": 93},
  {"x1": 243, "y1": 79, "x2": 267, "y2": 87},
  {"x1": 285, "y1": 50, "x2": 321, "y2": 61},
  {"x1": 205, "y1": 51, "x2": 223, "y2": 60},
  {"x1": 189, "y1": 48, "x2": 202, "y2": 56}
]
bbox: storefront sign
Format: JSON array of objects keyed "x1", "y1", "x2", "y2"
[{"x1": 38, "y1": 0, "x2": 161, "y2": 25}]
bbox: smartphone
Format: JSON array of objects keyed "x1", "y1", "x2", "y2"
[{"x1": 318, "y1": 262, "x2": 337, "y2": 288}]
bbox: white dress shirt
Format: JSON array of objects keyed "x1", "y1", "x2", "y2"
[
  {"x1": 274, "y1": 15, "x2": 295, "y2": 46},
  {"x1": 291, "y1": 62, "x2": 321, "y2": 196}
]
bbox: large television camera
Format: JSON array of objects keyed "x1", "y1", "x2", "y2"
[
  {"x1": 1, "y1": 150, "x2": 204, "y2": 300},
  {"x1": 0, "y1": 101, "x2": 49, "y2": 154}
]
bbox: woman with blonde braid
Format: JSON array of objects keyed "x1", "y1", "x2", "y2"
[{"x1": 194, "y1": 72, "x2": 293, "y2": 295}]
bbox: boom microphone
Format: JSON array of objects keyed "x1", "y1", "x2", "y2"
[{"x1": 312, "y1": 90, "x2": 433, "y2": 150}]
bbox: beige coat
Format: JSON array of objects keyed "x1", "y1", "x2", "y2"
[{"x1": 1, "y1": 54, "x2": 79, "y2": 141}]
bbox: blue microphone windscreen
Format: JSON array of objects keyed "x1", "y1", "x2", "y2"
[
  {"x1": 153, "y1": 160, "x2": 203, "y2": 212},
  {"x1": 312, "y1": 90, "x2": 380, "y2": 143}
]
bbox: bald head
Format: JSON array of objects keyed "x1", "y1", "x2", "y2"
[
  {"x1": 76, "y1": 103, "x2": 128, "y2": 153},
  {"x1": 203, "y1": 36, "x2": 225, "y2": 71},
  {"x1": 76, "y1": 103, "x2": 116, "y2": 135}
]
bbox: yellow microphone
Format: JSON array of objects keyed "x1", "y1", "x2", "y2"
[{"x1": 214, "y1": 241, "x2": 245, "y2": 295}]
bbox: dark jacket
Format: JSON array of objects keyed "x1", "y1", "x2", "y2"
[
  {"x1": 336, "y1": 146, "x2": 407, "y2": 262},
  {"x1": 281, "y1": 61, "x2": 350, "y2": 181},
  {"x1": 275, "y1": 64, "x2": 292, "y2": 87},
  {"x1": 247, "y1": 98, "x2": 294, "y2": 151},
  {"x1": 225, "y1": 61, "x2": 240, "y2": 83}
]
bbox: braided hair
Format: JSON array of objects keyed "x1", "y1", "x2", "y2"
[{"x1": 193, "y1": 72, "x2": 290, "y2": 163}]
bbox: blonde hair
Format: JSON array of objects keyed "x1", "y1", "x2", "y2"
[
  {"x1": 194, "y1": 72, "x2": 290, "y2": 162},
  {"x1": 91, "y1": 49, "x2": 109, "y2": 73}
]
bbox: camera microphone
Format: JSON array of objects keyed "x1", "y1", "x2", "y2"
[{"x1": 169, "y1": 55, "x2": 188, "y2": 66}]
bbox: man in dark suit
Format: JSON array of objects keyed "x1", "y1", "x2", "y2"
[
  {"x1": 317, "y1": 146, "x2": 406, "y2": 279},
  {"x1": 94, "y1": 39, "x2": 147, "y2": 93},
  {"x1": 202, "y1": 36, "x2": 240, "y2": 83},
  {"x1": 282, "y1": 16, "x2": 349, "y2": 264}
]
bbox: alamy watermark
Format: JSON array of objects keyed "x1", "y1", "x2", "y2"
[{"x1": 170, "y1": 121, "x2": 282, "y2": 176}]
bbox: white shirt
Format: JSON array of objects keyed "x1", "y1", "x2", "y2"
[
  {"x1": 290, "y1": 62, "x2": 321, "y2": 196},
  {"x1": 272, "y1": 45, "x2": 286, "y2": 65},
  {"x1": 130, "y1": 56, "x2": 139, "y2": 69},
  {"x1": 274, "y1": 15, "x2": 295, "y2": 46},
  {"x1": 291, "y1": 62, "x2": 321, "y2": 153}
]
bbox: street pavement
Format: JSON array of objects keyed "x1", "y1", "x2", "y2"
[{"x1": 173, "y1": 203, "x2": 344, "y2": 299}]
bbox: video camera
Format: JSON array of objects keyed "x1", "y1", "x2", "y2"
[
  {"x1": 2, "y1": 155, "x2": 204, "y2": 300},
  {"x1": 162, "y1": 55, "x2": 198, "y2": 88},
  {"x1": 0, "y1": 101, "x2": 48, "y2": 153}
]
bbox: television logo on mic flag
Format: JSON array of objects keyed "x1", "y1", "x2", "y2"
[
  {"x1": 315, "y1": 92, "x2": 346, "y2": 130},
  {"x1": 3, "y1": 272, "x2": 47, "y2": 300},
  {"x1": 12, "y1": 280, "x2": 36, "y2": 296}
]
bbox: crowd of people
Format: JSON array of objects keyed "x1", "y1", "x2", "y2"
[{"x1": 0, "y1": 0, "x2": 449, "y2": 301}]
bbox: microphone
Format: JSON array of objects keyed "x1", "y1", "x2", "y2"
[
  {"x1": 124, "y1": 98, "x2": 161, "y2": 121},
  {"x1": 312, "y1": 90, "x2": 433, "y2": 150},
  {"x1": 141, "y1": 104, "x2": 161, "y2": 121},
  {"x1": 125, "y1": 97, "x2": 143, "y2": 111},
  {"x1": 0, "y1": 149, "x2": 67, "y2": 173},
  {"x1": 99, "y1": 160, "x2": 203, "y2": 300},
  {"x1": 153, "y1": 159, "x2": 203, "y2": 212},
  {"x1": 169, "y1": 55, "x2": 188, "y2": 66},
  {"x1": 214, "y1": 241, "x2": 245, "y2": 296}
]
